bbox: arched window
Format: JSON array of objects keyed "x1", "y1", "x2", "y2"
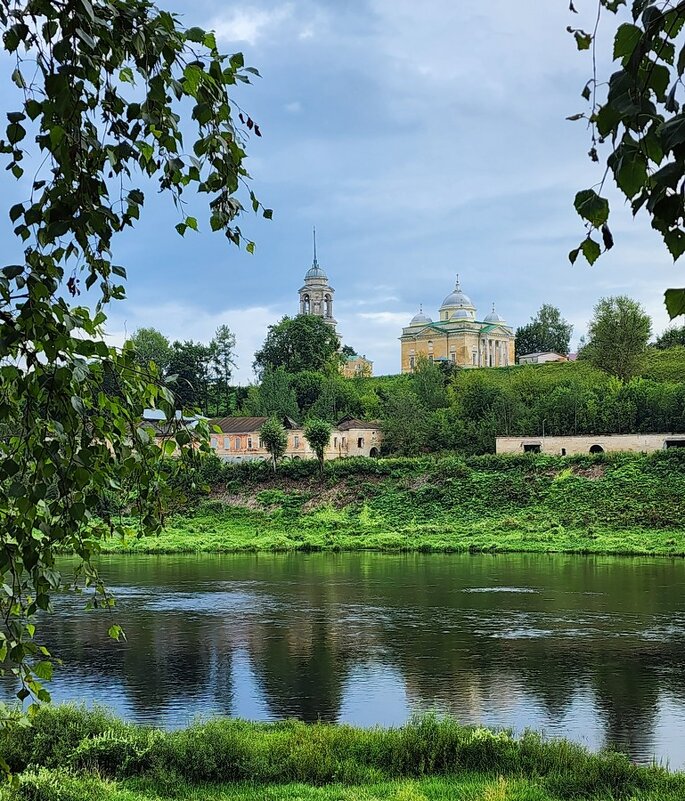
[
  {"x1": 324, "y1": 293, "x2": 332, "y2": 318},
  {"x1": 234, "y1": 437, "x2": 241, "y2": 450},
  {"x1": 303, "y1": 294, "x2": 310, "y2": 314}
]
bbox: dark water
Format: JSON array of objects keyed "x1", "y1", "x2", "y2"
[{"x1": 8, "y1": 553, "x2": 685, "y2": 767}]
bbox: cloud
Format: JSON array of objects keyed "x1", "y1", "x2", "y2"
[
  {"x1": 69, "y1": 0, "x2": 678, "y2": 379},
  {"x1": 209, "y1": 4, "x2": 293, "y2": 46},
  {"x1": 105, "y1": 301, "x2": 283, "y2": 384}
]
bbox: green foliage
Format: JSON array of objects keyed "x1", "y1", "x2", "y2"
[
  {"x1": 259, "y1": 418, "x2": 288, "y2": 471},
  {"x1": 166, "y1": 339, "x2": 213, "y2": 410},
  {"x1": 253, "y1": 315, "x2": 342, "y2": 378},
  {"x1": 569, "y1": 1, "x2": 685, "y2": 314},
  {"x1": 209, "y1": 325, "x2": 238, "y2": 416},
  {"x1": 0, "y1": 0, "x2": 262, "y2": 722},
  {"x1": 411, "y1": 355, "x2": 448, "y2": 411},
  {"x1": 2, "y1": 705, "x2": 684, "y2": 801},
  {"x1": 303, "y1": 419, "x2": 332, "y2": 474},
  {"x1": 381, "y1": 390, "x2": 431, "y2": 455},
  {"x1": 582, "y1": 295, "x2": 652, "y2": 380},
  {"x1": 515, "y1": 304, "x2": 573, "y2": 357},
  {"x1": 655, "y1": 325, "x2": 685, "y2": 349},
  {"x1": 307, "y1": 376, "x2": 362, "y2": 422},
  {"x1": 245, "y1": 368, "x2": 300, "y2": 420},
  {"x1": 129, "y1": 328, "x2": 171, "y2": 373},
  {"x1": 99, "y1": 451, "x2": 685, "y2": 557}
]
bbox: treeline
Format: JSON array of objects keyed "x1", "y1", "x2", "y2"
[
  {"x1": 167, "y1": 349, "x2": 685, "y2": 456},
  {"x1": 130, "y1": 299, "x2": 685, "y2": 456}
]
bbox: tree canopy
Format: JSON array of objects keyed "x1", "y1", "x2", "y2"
[
  {"x1": 259, "y1": 417, "x2": 288, "y2": 471},
  {"x1": 0, "y1": 0, "x2": 263, "y2": 725},
  {"x1": 253, "y1": 315, "x2": 342, "y2": 378},
  {"x1": 580, "y1": 296, "x2": 652, "y2": 380},
  {"x1": 568, "y1": 0, "x2": 685, "y2": 317},
  {"x1": 655, "y1": 325, "x2": 685, "y2": 349},
  {"x1": 515, "y1": 305, "x2": 573, "y2": 358},
  {"x1": 303, "y1": 418, "x2": 332, "y2": 475},
  {"x1": 130, "y1": 328, "x2": 172, "y2": 373}
]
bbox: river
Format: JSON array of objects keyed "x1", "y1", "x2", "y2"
[{"x1": 7, "y1": 552, "x2": 685, "y2": 767}]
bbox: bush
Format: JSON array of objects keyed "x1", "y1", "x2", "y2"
[{"x1": 14, "y1": 769, "x2": 110, "y2": 801}]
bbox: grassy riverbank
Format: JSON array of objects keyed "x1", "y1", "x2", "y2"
[
  {"x1": 100, "y1": 451, "x2": 685, "y2": 556},
  {"x1": 2, "y1": 705, "x2": 684, "y2": 800}
]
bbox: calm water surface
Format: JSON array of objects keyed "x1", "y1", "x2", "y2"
[{"x1": 8, "y1": 553, "x2": 685, "y2": 767}]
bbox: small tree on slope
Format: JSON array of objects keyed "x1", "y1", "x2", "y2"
[
  {"x1": 304, "y1": 419, "x2": 332, "y2": 476},
  {"x1": 260, "y1": 417, "x2": 288, "y2": 472}
]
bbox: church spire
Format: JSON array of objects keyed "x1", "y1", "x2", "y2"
[{"x1": 312, "y1": 225, "x2": 318, "y2": 267}]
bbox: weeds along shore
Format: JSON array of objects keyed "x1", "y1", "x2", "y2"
[
  {"x1": 97, "y1": 451, "x2": 685, "y2": 556},
  {"x1": 2, "y1": 705, "x2": 685, "y2": 801}
]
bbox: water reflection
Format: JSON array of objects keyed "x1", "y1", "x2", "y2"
[{"x1": 4, "y1": 553, "x2": 685, "y2": 766}]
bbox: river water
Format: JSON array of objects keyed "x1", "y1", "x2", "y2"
[{"x1": 7, "y1": 553, "x2": 685, "y2": 767}]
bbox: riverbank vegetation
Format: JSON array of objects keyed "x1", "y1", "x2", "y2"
[
  {"x1": 100, "y1": 451, "x2": 685, "y2": 556},
  {"x1": 3, "y1": 705, "x2": 685, "y2": 800}
]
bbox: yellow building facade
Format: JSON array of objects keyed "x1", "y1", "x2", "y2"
[{"x1": 400, "y1": 277, "x2": 515, "y2": 373}]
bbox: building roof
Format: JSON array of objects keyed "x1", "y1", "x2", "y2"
[
  {"x1": 440, "y1": 277, "x2": 475, "y2": 310},
  {"x1": 304, "y1": 263, "x2": 328, "y2": 281},
  {"x1": 336, "y1": 417, "x2": 383, "y2": 431},
  {"x1": 484, "y1": 303, "x2": 505, "y2": 323},
  {"x1": 410, "y1": 305, "x2": 433, "y2": 325},
  {"x1": 209, "y1": 416, "x2": 381, "y2": 434},
  {"x1": 519, "y1": 351, "x2": 564, "y2": 359},
  {"x1": 210, "y1": 416, "x2": 301, "y2": 433}
]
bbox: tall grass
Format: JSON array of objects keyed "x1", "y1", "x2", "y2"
[{"x1": 2, "y1": 706, "x2": 684, "y2": 801}]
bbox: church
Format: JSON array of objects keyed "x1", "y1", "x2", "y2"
[
  {"x1": 400, "y1": 277, "x2": 515, "y2": 372},
  {"x1": 298, "y1": 234, "x2": 373, "y2": 377}
]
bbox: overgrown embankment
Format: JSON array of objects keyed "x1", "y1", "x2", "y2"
[
  {"x1": 2, "y1": 705, "x2": 684, "y2": 801},
  {"x1": 101, "y1": 452, "x2": 685, "y2": 556}
]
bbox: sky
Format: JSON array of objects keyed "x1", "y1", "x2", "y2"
[{"x1": 4, "y1": 1, "x2": 683, "y2": 379}]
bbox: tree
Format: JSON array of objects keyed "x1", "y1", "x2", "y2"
[
  {"x1": 259, "y1": 418, "x2": 288, "y2": 472},
  {"x1": 581, "y1": 296, "x2": 652, "y2": 381},
  {"x1": 411, "y1": 355, "x2": 448, "y2": 411},
  {"x1": 308, "y1": 375, "x2": 362, "y2": 422},
  {"x1": 130, "y1": 328, "x2": 171, "y2": 373},
  {"x1": 253, "y1": 315, "x2": 341, "y2": 377},
  {"x1": 209, "y1": 325, "x2": 237, "y2": 416},
  {"x1": 244, "y1": 368, "x2": 300, "y2": 420},
  {"x1": 381, "y1": 390, "x2": 431, "y2": 455},
  {"x1": 515, "y1": 305, "x2": 573, "y2": 358},
  {"x1": 655, "y1": 326, "x2": 685, "y2": 350},
  {"x1": 304, "y1": 418, "x2": 332, "y2": 475},
  {"x1": 167, "y1": 340, "x2": 213, "y2": 412},
  {"x1": 568, "y1": 2, "x2": 685, "y2": 317},
  {"x1": 0, "y1": 0, "x2": 265, "y2": 722},
  {"x1": 291, "y1": 370, "x2": 325, "y2": 415}
]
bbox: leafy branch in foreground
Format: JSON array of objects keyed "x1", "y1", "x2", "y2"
[
  {"x1": 0, "y1": 0, "x2": 265, "y2": 757},
  {"x1": 568, "y1": 0, "x2": 685, "y2": 317}
]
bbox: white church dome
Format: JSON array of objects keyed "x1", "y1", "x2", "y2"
[
  {"x1": 484, "y1": 304, "x2": 505, "y2": 323},
  {"x1": 410, "y1": 306, "x2": 432, "y2": 325},
  {"x1": 440, "y1": 276, "x2": 475, "y2": 310}
]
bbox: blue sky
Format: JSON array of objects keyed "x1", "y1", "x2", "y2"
[{"x1": 5, "y1": 1, "x2": 683, "y2": 378}]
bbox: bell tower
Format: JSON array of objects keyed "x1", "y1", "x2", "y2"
[{"x1": 299, "y1": 227, "x2": 336, "y2": 329}]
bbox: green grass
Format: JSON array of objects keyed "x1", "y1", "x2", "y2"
[
  {"x1": 98, "y1": 451, "x2": 685, "y2": 557},
  {"x1": 2, "y1": 706, "x2": 685, "y2": 801}
]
